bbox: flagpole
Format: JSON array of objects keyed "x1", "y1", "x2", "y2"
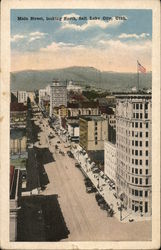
[{"x1": 137, "y1": 60, "x2": 139, "y2": 92}]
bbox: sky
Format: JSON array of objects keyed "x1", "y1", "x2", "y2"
[{"x1": 11, "y1": 9, "x2": 152, "y2": 72}]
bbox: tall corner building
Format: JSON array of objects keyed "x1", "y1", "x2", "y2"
[
  {"x1": 50, "y1": 80, "x2": 67, "y2": 117},
  {"x1": 115, "y1": 93, "x2": 152, "y2": 216}
]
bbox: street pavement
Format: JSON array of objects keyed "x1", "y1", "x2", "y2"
[{"x1": 33, "y1": 112, "x2": 152, "y2": 241}]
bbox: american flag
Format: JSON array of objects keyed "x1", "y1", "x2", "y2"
[{"x1": 137, "y1": 60, "x2": 146, "y2": 73}]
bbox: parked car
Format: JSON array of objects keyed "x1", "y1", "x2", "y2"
[
  {"x1": 67, "y1": 151, "x2": 74, "y2": 158},
  {"x1": 75, "y1": 163, "x2": 80, "y2": 168}
]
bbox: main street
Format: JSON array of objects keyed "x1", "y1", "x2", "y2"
[{"x1": 33, "y1": 109, "x2": 151, "y2": 241}]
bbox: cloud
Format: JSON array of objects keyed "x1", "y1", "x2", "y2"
[
  {"x1": 61, "y1": 14, "x2": 127, "y2": 31},
  {"x1": 118, "y1": 33, "x2": 150, "y2": 39},
  {"x1": 11, "y1": 36, "x2": 151, "y2": 73},
  {"x1": 40, "y1": 41, "x2": 75, "y2": 51},
  {"x1": 11, "y1": 34, "x2": 26, "y2": 42},
  {"x1": 28, "y1": 31, "x2": 47, "y2": 43},
  {"x1": 11, "y1": 31, "x2": 48, "y2": 43}
]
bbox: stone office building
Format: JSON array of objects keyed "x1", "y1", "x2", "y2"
[
  {"x1": 50, "y1": 80, "x2": 67, "y2": 117},
  {"x1": 115, "y1": 93, "x2": 152, "y2": 216}
]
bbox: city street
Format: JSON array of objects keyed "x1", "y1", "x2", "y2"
[{"x1": 34, "y1": 112, "x2": 152, "y2": 241}]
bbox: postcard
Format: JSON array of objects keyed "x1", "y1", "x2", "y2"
[{"x1": 0, "y1": 0, "x2": 160, "y2": 249}]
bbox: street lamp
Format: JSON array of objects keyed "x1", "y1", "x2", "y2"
[{"x1": 97, "y1": 176, "x2": 100, "y2": 189}]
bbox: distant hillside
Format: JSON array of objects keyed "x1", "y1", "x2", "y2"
[{"x1": 10, "y1": 66, "x2": 152, "y2": 92}]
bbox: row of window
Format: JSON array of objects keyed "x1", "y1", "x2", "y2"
[
  {"x1": 132, "y1": 159, "x2": 149, "y2": 166},
  {"x1": 132, "y1": 140, "x2": 149, "y2": 147},
  {"x1": 131, "y1": 189, "x2": 149, "y2": 197},
  {"x1": 132, "y1": 149, "x2": 149, "y2": 156},
  {"x1": 133, "y1": 112, "x2": 148, "y2": 119},
  {"x1": 133, "y1": 103, "x2": 148, "y2": 110},
  {"x1": 132, "y1": 122, "x2": 149, "y2": 129},
  {"x1": 132, "y1": 168, "x2": 149, "y2": 175},
  {"x1": 132, "y1": 130, "x2": 148, "y2": 137},
  {"x1": 132, "y1": 176, "x2": 149, "y2": 185}
]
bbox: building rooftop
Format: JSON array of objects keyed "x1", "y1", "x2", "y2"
[
  {"x1": 114, "y1": 92, "x2": 151, "y2": 99},
  {"x1": 80, "y1": 115, "x2": 105, "y2": 122},
  {"x1": 10, "y1": 102, "x2": 27, "y2": 112},
  {"x1": 68, "y1": 101, "x2": 99, "y2": 109}
]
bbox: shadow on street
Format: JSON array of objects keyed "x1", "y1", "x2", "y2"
[{"x1": 17, "y1": 194, "x2": 70, "y2": 241}]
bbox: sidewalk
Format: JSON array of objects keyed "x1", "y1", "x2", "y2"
[{"x1": 71, "y1": 145, "x2": 151, "y2": 223}]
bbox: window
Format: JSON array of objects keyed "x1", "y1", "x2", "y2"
[
  {"x1": 140, "y1": 150, "x2": 142, "y2": 156},
  {"x1": 132, "y1": 131, "x2": 134, "y2": 136},
  {"x1": 140, "y1": 160, "x2": 142, "y2": 165},
  {"x1": 146, "y1": 150, "x2": 148, "y2": 156},
  {"x1": 145, "y1": 103, "x2": 148, "y2": 109},
  {"x1": 140, "y1": 113, "x2": 142, "y2": 119},
  {"x1": 132, "y1": 140, "x2": 134, "y2": 146},
  {"x1": 136, "y1": 113, "x2": 139, "y2": 119},
  {"x1": 140, "y1": 191, "x2": 143, "y2": 196},
  {"x1": 132, "y1": 177, "x2": 134, "y2": 183},
  {"x1": 132, "y1": 149, "x2": 134, "y2": 155},
  {"x1": 146, "y1": 178, "x2": 148, "y2": 185},
  {"x1": 140, "y1": 178, "x2": 142, "y2": 185},
  {"x1": 145, "y1": 113, "x2": 148, "y2": 119},
  {"x1": 146, "y1": 160, "x2": 148, "y2": 166},
  {"x1": 135, "y1": 141, "x2": 138, "y2": 146},
  {"x1": 135, "y1": 190, "x2": 138, "y2": 196},
  {"x1": 132, "y1": 159, "x2": 134, "y2": 164},
  {"x1": 133, "y1": 104, "x2": 135, "y2": 109},
  {"x1": 146, "y1": 132, "x2": 148, "y2": 137},
  {"x1": 146, "y1": 141, "x2": 148, "y2": 147},
  {"x1": 135, "y1": 122, "x2": 138, "y2": 128},
  {"x1": 133, "y1": 113, "x2": 135, "y2": 118},
  {"x1": 132, "y1": 168, "x2": 134, "y2": 173},
  {"x1": 135, "y1": 159, "x2": 138, "y2": 165},
  {"x1": 140, "y1": 104, "x2": 142, "y2": 109},
  {"x1": 146, "y1": 123, "x2": 149, "y2": 128},
  {"x1": 135, "y1": 178, "x2": 138, "y2": 184},
  {"x1": 135, "y1": 150, "x2": 138, "y2": 156},
  {"x1": 132, "y1": 122, "x2": 134, "y2": 128},
  {"x1": 145, "y1": 191, "x2": 148, "y2": 197},
  {"x1": 95, "y1": 141, "x2": 98, "y2": 145},
  {"x1": 140, "y1": 132, "x2": 142, "y2": 137},
  {"x1": 140, "y1": 122, "x2": 142, "y2": 128},
  {"x1": 140, "y1": 141, "x2": 142, "y2": 147},
  {"x1": 146, "y1": 169, "x2": 148, "y2": 175},
  {"x1": 145, "y1": 202, "x2": 148, "y2": 213},
  {"x1": 140, "y1": 169, "x2": 142, "y2": 174},
  {"x1": 135, "y1": 168, "x2": 138, "y2": 174},
  {"x1": 136, "y1": 104, "x2": 139, "y2": 109},
  {"x1": 132, "y1": 189, "x2": 134, "y2": 195}
]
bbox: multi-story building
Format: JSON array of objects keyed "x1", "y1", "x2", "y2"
[
  {"x1": 79, "y1": 116, "x2": 108, "y2": 165},
  {"x1": 50, "y1": 80, "x2": 67, "y2": 117},
  {"x1": 27, "y1": 91, "x2": 35, "y2": 103},
  {"x1": 10, "y1": 103, "x2": 27, "y2": 128},
  {"x1": 39, "y1": 88, "x2": 48, "y2": 105},
  {"x1": 104, "y1": 140, "x2": 116, "y2": 183},
  {"x1": 115, "y1": 93, "x2": 152, "y2": 216},
  {"x1": 67, "y1": 101, "x2": 99, "y2": 117},
  {"x1": 79, "y1": 116, "x2": 108, "y2": 151},
  {"x1": 18, "y1": 91, "x2": 28, "y2": 104}
]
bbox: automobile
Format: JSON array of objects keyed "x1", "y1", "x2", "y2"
[
  {"x1": 86, "y1": 186, "x2": 95, "y2": 193},
  {"x1": 113, "y1": 193, "x2": 117, "y2": 198},
  {"x1": 75, "y1": 163, "x2": 80, "y2": 168},
  {"x1": 92, "y1": 168, "x2": 100, "y2": 174},
  {"x1": 67, "y1": 151, "x2": 74, "y2": 158}
]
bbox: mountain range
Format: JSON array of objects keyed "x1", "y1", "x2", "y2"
[{"x1": 10, "y1": 66, "x2": 152, "y2": 92}]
